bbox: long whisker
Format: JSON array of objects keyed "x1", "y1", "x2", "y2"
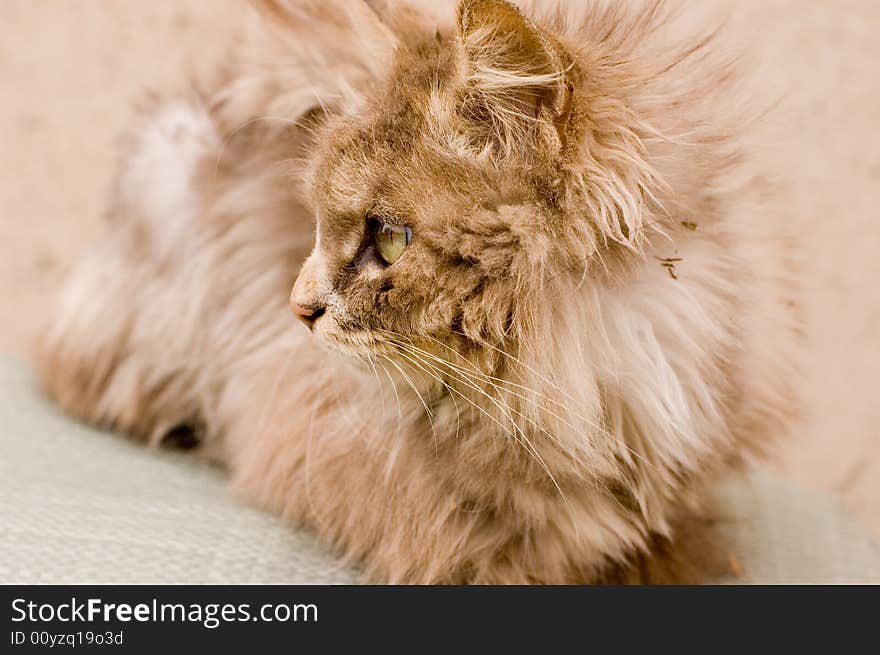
[
  {"x1": 376, "y1": 359, "x2": 405, "y2": 479},
  {"x1": 364, "y1": 352, "x2": 391, "y2": 453},
  {"x1": 392, "y1": 339, "x2": 601, "y2": 474},
  {"x1": 405, "y1": 343, "x2": 636, "y2": 519},
  {"x1": 379, "y1": 353, "x2": 440, "y2": 460},
  {"x1": 397, "y1": 333, "x2": 594, "y2": 430},
  {"x1": 392, "y1": 345, "x2": 463, "y2": 445},
  {"x1": 388, "y1": 344, "x2": 570, "y2": 506},
  {"x1": 386, "y1": 330, "x2": 658, "y2": 473},
  {"x1": 452, "y1": 332, "x2": 657, "y2": 469}
]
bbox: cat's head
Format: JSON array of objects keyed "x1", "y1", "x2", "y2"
[{"x1": 284, "y1": 0, "x2": 696, "y2": 369}]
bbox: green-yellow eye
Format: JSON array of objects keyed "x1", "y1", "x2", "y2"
[{"x1": 375, "y1": 222, "x2": 411, "y2": 265}]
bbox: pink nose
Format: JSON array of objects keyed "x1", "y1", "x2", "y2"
[{"x1": 291, "y1": 301, "x2": 325, "y2": 330}]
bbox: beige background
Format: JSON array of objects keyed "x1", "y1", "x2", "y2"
[{"x1": 1, "y1": 1, "x2": 878, "y2": 537}]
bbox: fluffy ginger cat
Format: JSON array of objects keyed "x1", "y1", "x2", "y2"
[{"x1": 34, "y1": 0, "x2": 799, "y2": 583}]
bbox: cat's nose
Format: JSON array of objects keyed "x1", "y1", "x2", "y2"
[{"x1": 291, "y1": 301, "x2": 326, "y2": 330}]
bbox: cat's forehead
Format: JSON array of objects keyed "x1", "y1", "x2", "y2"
[
  {"x1": 313, "y1": 46, "x2": 473, "y2": 217},
  {"x1": 313, "y1": 115, "x2": 423, "y2": 221}
]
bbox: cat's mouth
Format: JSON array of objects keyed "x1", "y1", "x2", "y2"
[
  {"x1": 293, "y1": 301, "x2": 455, "y2": 379},
  {"x1": 314, "y1": 325, "x2": 452, "y2": 388},
  {"x1": 310, "y1": 323, "x2": 397, "y2": 363}
]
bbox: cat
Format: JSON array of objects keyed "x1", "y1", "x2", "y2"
[{"x1": 33, "y1": 0, "x2": 800, "y2": 583}]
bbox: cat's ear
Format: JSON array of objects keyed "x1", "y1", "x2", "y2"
[{"x1": 456, "y1": 0, "x2": 573, "y2": 151}]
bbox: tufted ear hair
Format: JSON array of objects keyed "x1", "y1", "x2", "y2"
[{"x1": 456, "y1": 0, "x2": 573, "y2": 153}]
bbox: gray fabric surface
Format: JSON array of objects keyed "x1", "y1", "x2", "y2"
[
  {"x1": 1, "y1": 356, "x2": 878, "y2": 584},
  {"x1": 0, "y1": 358, "x2": 355, "y2": 584}
]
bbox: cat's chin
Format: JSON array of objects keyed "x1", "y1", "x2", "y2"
[{"x1": 311, "y1": 329, "x2": 388, "y2": 370}]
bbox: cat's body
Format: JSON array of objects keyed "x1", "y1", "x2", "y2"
[{"x1": 34, "y1": 0, "x2": 799, "y2": 583}]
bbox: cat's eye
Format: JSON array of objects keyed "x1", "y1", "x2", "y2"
[{"x1": 375, "y1": 221, "x2": 411, "y2": 265}]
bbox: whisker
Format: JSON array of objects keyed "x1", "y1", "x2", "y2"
[
  {"x1": 379, "y1": 354, "x2": 440, "y2": 460},
  {"x1": 392, "y1": 339, "x2": 599, "y2": 474},
  {"x1": 388, "y1": 343, "x2": 570, "y2": 506},
  {"x1": 376, "y1": 359, "x2": 405, "y2": 479},
  {"x1": 386, "y1": 330, "x2": 658, "y2": 473},
  {"x1": 379, "y1": 332, "x2": 645, "y2": 511}
]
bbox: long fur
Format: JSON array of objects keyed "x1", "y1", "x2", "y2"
[{"x1": 33, "y1": 0, "x2": 800, "y2": 583}]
